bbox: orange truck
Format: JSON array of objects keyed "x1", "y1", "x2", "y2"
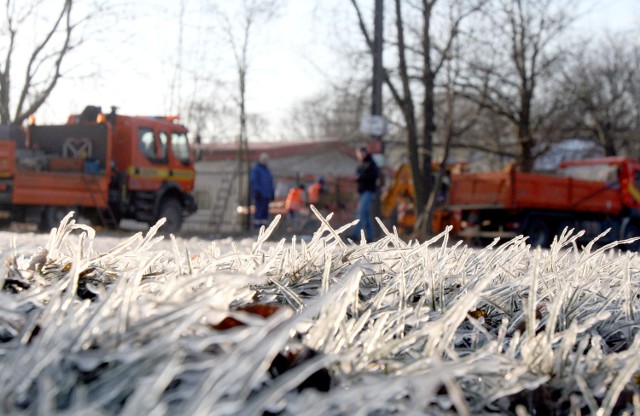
[
  {"x1": 448, "y1": 157, "x2": 640, "y2": 248},
  {"x1": 0, "y1": 105, "x2": 196, "y2": 232}
]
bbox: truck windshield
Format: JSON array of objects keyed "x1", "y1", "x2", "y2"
[
  {"x1": 559, "y1": 164, "x2": 619, "y2": 184},
  {"x1": 171, "y1": 132, "x2": 190, "y2": 164}
]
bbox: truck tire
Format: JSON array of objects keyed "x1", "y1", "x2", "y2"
[
  {"x1": 622, "y1": 221, "x2": 640, "y2": 251},
  {"x1": 526, "y1": 219, "x2": 551, "y2": 248},
  {"x1": 158, "y1": 198, "x2": 183, "y2": 234},
  {"x1": 39, "y1": 206, "x2": 73, "y2": 232}
]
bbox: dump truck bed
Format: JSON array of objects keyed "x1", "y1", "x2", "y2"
[
  {"x1": 12, "y1": 170, "x2": 110, "y2": 208},
  {"x1": 0, "y1": 138, "x2": 110, "y2": 209},
  {"x1": 448, "y1": 170, "x2": 623, "y2": 215}
]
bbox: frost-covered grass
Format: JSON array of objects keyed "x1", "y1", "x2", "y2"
[{"x1": 2, "y1": 210, "x2": 640, "y2": 415}]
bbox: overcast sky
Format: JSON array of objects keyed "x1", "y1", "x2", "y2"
[
  {"x1": 40, "y1": 1, "x2": 338, "y2": 130},
  {"x1": 28, "y1": 0, "x2": 640, "y2": 138}
]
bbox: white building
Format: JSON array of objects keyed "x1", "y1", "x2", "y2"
[{"x1": 183, "y1": 140, "x2": 359, "y2": 234}]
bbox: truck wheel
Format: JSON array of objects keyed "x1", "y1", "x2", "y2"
[
  {"x1": 158, "y1": 199, "x2": 183, "y2": 234},
  {"x1": 622, "y1": 222, "x2": 640, "y2": 251},
  {"x1": 39, "y1": 206, "x2": 73, "y2": 232},
  {"x1": 526, "y1": 219, "x2": 551, "y2": 248}
]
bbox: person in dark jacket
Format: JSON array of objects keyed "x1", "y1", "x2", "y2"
[
  {"x1": 250, "y1": 152, "x2": 275, "y2": 229},
  {"x1": 353, "y1": 146, "x2": 379, "y2": 241}
]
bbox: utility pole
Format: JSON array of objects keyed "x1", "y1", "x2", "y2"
[
  {"x1": 371, "y1": 0, "x2": 385, "y2": 232},
  {"x1": 358, "y1": 0, "x2": 385, "y2": 146},
  {"x1": 372, "y1": 0, "x2": 384, "y2": 140},
  {"x1": 356, "y1": 0, "x2": 385, "y2": 237}
]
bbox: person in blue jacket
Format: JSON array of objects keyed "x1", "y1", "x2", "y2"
[{"x1": 250, "y1": 152, "x2": 275, "y2": 229}]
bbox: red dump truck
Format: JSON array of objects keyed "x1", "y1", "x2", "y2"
[
  {"x1": 448, "y1": 157, "x2": 640, "y2": 248},
  {"x1": 0, "y1": 105, "x2": 197, "y2": 233}
]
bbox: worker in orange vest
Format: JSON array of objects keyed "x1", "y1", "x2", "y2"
[
  {"x1": 307, "y1": 177, "x2": 325, "y2": 206},
  {"x1": 285, "y1": 184, "x2": 306, "y2": 220}
]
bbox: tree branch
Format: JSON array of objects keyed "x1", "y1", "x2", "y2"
[{"x1": 14, "y1": 0, "x2": 72, "y2": 123}]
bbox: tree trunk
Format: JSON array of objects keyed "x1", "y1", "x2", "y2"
[
  {"x1": 518, "y1": 86, "x2": 534, "y2": 171},
  {"x1": 394, "y1": 0, "x2": 426, "y2": 218},
  {"x1": 518, "y1": 123, "x2": 534, "y2": 172},
  {"x1": 418, "y1": 0, "x2": 435, "y2": 236},
  {"x1": 596, "y1": 122, "x2": 617, "y2": 156},
  {"x1": 0, "y1": 29, "x2": 12, "y2": 123},
  {"x1": 422, "y1": 59, "x2": 457, "y2": 241}
]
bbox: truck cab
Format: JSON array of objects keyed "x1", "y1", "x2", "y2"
[{"x1": 95, "y1": 107, "x2": 197, "y2": 232}]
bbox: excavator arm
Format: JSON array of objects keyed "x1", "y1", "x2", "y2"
[
  {"x1": 381, "y1": 163, "x2": 417, "y2": 234},
  {"x1": 382, "y1": 163, "x2": 415, "y2": 216}
]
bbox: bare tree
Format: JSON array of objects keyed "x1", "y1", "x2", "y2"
[
  {"x1": 420, "y1": 39, "x2": 481, "y2": 236},
  {"x1": 0, "y1": 1, "x2": 73, "y2": 124},
  {"x1": 0, "y1": 0, "x2": 112, "y2": 125},
  {"x1": 459, "y1": 0, "x2": 579, "y2": 172},
  {"x1": 285, "y1": 81, "x2": 369, "y2": 141},
  {"x1": 350, "y1": 0, "x2": 486, "y2": 237},
  {"x1": 560, "y1": 35, "x2": 640, "y2": 157},
  {"x1": 215, "y1": 1, "x2": 275, "y2": 144},
  {"x1": 208, "y1": 0, "x2": 281, "y2": 230},
  {"x1": 169, "y1": 0, "x2": 187, "y2": 114}
]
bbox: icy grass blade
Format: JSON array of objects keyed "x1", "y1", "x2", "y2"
[
  {"x1": 5, "y1": 214, "x2": 640, "y2": 413},
  {"x1": 119, "y1": 350, "x2": 185, "y2": 415},
  {"x1": 308, "y1": 204, "x2": 348, "y2": 249},
  {"x1": 45, "y1": 211, "x2": 96, "y2": 259},
  {"x1": 598, "y1": 336, "x2": 640, "y2": 415},
  {"x1": 170, "y1": 234, "x2": 184, "y2": 276},
  {"x1": 241, "y1": 352, "x2": 335, "y2": 416},
  {"x1": 253, "y1": 214, "x2": 281, "y2": 254},
  {"x1": 181, "y1": 274, "x2": 357, "y2": 415}
]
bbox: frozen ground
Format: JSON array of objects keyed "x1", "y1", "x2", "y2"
[
  {"x1": 2, "y1": 211, "x2": 640, "y2": 415},
  {"x1": 2, "y1": 222, "x2": 257, "y2": 256}
]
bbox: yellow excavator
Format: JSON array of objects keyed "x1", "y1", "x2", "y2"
[
  {"x1": 381, "y1": 163, "x2": 416, "y2": 234},
  {"x1": 381, "y1": 162, "x2": 462, "y2": 236}
]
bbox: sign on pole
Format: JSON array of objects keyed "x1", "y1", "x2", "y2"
[{"x1": 359, "y1": 115, "x2": 387, "y2": 137}]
